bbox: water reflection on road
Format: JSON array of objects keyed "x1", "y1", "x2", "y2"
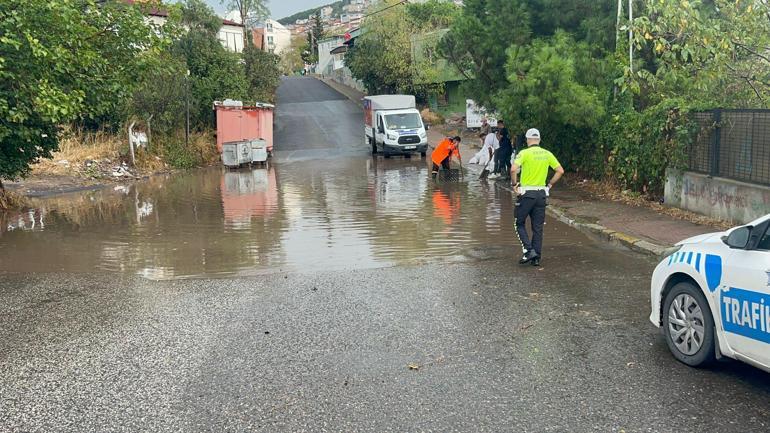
[{"x1": 0, "y1": 157, "x2": 521, "y2": 279}]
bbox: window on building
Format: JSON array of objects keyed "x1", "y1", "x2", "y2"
[
  {"x1": 267, "y1": 36, "x2": 274, "y2": 44},
  {"x1": 267, "y1": 22, "x2": 273, "y2": 32}
]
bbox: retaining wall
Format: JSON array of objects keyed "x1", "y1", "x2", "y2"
[{"x1": 665, "y1": 169, "x2": 770, "y2": 224}]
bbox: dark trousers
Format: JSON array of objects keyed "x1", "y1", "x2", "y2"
[
  {"x1": 515, "y1": 190, "x2": 547, "y2": 255},
  {"x1": 432, "y1": 157, "x2": 450, "y2": 172},
  {"x1": 495, "y1": 147, "x2": 512, "y2": 175}
]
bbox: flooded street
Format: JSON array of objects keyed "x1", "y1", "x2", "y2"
[
  {"x1": 0, "y1": 75, "x2": 573, "y2": 279},
  {"x1": 0, "y1": 157, "x2": 535, "y2": 278},
  {"x1": 2, "y1": 77, "x2": 770, "y2": 433}
]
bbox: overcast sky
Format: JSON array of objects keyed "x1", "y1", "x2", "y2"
[{"x1": 203, "y1": 0, "x2": 331, "y2": 20}]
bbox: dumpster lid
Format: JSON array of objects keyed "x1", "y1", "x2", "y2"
[{"x1": 214, "y1": 100, "x2": 275, "y2": 109}]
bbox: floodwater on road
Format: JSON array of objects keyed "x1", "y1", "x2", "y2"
[{"x1": 0, "y1": 157, "x2": 591, "y2": 279}]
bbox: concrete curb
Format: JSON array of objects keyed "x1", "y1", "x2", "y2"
[
  {"x1": 313, "y1": 76, "x2": 671, "y2": 257},
  {"x1": 491, "y1": 175, "x2": 670, "y2": 257}
]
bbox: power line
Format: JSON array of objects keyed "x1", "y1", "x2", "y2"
[{"x1": 364, "y1": 0, "x2": 408, "y2": 18}]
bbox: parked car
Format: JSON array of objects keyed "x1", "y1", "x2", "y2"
[{"x1": 650, "y1": 213, "x2": 770, "y2": 371}]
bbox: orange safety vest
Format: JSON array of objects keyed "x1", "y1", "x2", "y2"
[{"x1": 431, "y1": 138, "x2": 457, "y2": 166}]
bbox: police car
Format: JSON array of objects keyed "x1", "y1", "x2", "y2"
[{"x1": 650, "y1": 213, "x2": 770, "y2": 371}]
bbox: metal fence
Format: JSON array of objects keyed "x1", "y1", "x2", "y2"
[{"x1": 687, "y1": 109, "x2": 770, "y2": 186}]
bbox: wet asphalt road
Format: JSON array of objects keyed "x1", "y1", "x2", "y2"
[
  {"x1": 2, "y1": 77, "x2": 770, "y2": 432},
  {"x1": 273, "y1": 77, "x2": 364, "y2": 160}
]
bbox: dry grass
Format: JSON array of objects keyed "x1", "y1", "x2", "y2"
[
  {"x1": 421, "y1": 108, "x2": 445, "y2": 127},
  {"x1": 30, "y1": 128, "x2": 218, "y2": 177},
  {"x1": 33, "y1": 128, "x2": 124, "y2": 176},
  {"x1": 0, "y1": 189, "x2": 29, "y2": 210},
  {"x1": 191, "y1": 131, "x2": 219, "y2": 166}
]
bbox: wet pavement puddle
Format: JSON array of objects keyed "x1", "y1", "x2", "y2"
[{"x1": 0, "y1": 156, "x2": 574, "y2": 279}]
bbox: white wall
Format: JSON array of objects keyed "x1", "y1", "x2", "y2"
[
  {"x1": 263, "y1": 19, "x2": 291, "y2": 54},
  {"x1": 142, "y1": 14, "x2": 244, "y2": 53},
  {"x1": 146, "y1": 15, "x2": 167, "y2": 28},
  {"x1": 218, "y1": 24, "x2": 245, "y2": 53},
  {"x1": 317, "y1": 37, "x2": 344, "y2": 76}
]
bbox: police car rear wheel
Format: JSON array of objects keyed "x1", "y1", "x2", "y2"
[{"x1": 662, "y1": 282, "x2": 716, "y2": 367}]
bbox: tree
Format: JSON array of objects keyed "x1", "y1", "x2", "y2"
[
  {"x1": 185, "y1": 0, "x2": 224, "y2": 34},
  {"x1": 0, "y1": 0, "x2": 161, "y2": 186},
  {"x1": 173, "y1": 0, "x2": 249, "y2": 129},
  {"x1": 405, "y1": 0, "x2": 458, "y2": 29},
  {"x1": 628, "y1": 0, "x2": 770, "y2": 107},
  {"x1": 244, "y1": 46, "x2": 281, "y2": 102},
  {"x1": 280, "y1": 36, "x2": 306, "y2": 74},
  {"x1": 439, "y1": 0, "x2": 617, "y2": 110},
  {"x1": 496, "y1": 31, "x2": 608, "y2": 167},
  {"x1": 346, "y1": 0, "x2": 458, "y2": 96},
  {"x1": 223, "y1": 0, "x2": 270, "y2": 44},
  {"x1": 438, "y1": 0, "x2": 532, "y2": 109},
  {"x1": 305, "y1": 10, "x2": 324, "y2": 64},
  {"x1": 130, "y1": 53, "x2": 189, "y2": 133}
]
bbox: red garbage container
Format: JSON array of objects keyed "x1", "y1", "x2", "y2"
[{"x1": 214, "y1": 100, "x2": 275, "y2": 155}]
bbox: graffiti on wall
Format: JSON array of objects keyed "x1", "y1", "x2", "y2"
[{"x1": 683, "y1": 178, "x2": 749, "y2": 209}]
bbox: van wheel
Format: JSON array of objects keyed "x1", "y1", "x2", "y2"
[
  {"x1": 662, "y1": 282, "x2": 716, "y2": 367},
  {"x1": 420, "y1": 151, "x2": 427, "y2": 158}
]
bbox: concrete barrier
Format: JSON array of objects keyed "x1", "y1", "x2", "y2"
[{"x1": 665, "y1": 169, "x2": 770, "y2": 224}]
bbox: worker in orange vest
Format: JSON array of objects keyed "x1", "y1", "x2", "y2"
[{"x1": 431, "y1": 136, "x2": 462, "y2": 178}]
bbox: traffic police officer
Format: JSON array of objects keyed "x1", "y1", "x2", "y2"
[{"x1": 511, "y1": 128, "x2": 564, "y2": 267}]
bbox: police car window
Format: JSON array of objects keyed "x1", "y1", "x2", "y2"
[{"x1": 758, "y1": 225, "x2": 770, "y2": 251}]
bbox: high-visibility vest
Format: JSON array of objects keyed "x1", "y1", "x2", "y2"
[{"x1": 431, "y1": 138, "x2": 457, "y2": 166}]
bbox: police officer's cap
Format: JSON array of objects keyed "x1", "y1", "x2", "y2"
[{"x1": 525, "y1": 128, "x2": 541, "y2": 139}]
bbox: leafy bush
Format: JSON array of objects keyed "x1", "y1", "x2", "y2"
[
  {"x1": 0, "y1": 0, "x2": 160, "y2": 182},
  {"x1": 496, "y1": 31, "x2": 609, "y2": 170},
  {"x1": 244, "y1": 47, "x2": 281, "y2": 103},
  {"x1": 597, "y1": 100, "x2": 696, "y2": 194}
]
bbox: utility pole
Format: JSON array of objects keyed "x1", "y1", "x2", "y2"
[
  {"x1": 185, "y1": 69, "x2": 190, "y2": 148},
  {"x1": 616, "y1": 0, "x2": 622, "y2": 51},
  {"x1": 628, "y1": 0, "x2": 634, "y2": 73}
]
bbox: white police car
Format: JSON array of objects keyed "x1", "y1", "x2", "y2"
[{"x1": 650, "y1": 213, "x2": 770, "y2": 370}]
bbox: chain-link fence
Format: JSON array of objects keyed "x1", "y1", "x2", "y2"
[{"x1": 687, "y1": 109, "x2": 770, "y2": 186}]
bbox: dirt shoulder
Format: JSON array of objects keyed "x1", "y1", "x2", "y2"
[
  {"x1": 2, "y1": 170, "x2": 165, "y2": 198},
  {"x1": 2, "y1": 130, "x2": 218, "y2": 204},
  {"x1": 4, "y1": 175, "x2": 110, "y2": 198}
]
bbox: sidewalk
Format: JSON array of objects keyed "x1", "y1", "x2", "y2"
[
  {"x1": 321, "y1": 76, "x2": 720, "y2": 256},
  {"x1": 471, "y1": 170, "x2": 718, "y2": 256}
]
